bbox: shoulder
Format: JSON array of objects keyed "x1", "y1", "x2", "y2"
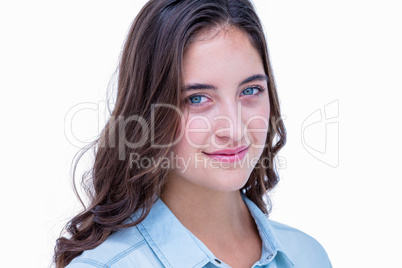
[
  {"x1": 268, "y1": 219, "x2": 326, "y2": 250},
  {"x1": 66, "y1": 225, "x2": 163, "y2": 268},
  {"x1": 267, "y1": 219, "x2": 332, "y2": 267}
]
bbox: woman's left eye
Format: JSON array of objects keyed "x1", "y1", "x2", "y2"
[{"x1": 241, "y1": 86, "x2": 264, "y2": 96}]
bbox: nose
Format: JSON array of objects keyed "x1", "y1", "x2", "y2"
[{"x1": 212, "y1": 101, "x2": 245, "y2": 146}]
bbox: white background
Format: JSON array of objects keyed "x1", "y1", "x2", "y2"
[{"x1": 1, "y1": 0, "x2": 401, "y2": 267}]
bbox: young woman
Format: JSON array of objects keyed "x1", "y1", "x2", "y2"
[{"x1": 55, "y1": 0, "x2": 332, "y2": 267}]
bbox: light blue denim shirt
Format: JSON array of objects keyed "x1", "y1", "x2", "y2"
[{"x1": 67, "y1": 195, "x2": 332, "y2": 267}]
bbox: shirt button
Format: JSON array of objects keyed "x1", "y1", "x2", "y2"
[
  {"x1": 214, "y1": 258, "x2": 222, "y2": 264},
  {"x1": 267, "y1": 254, "x2": 273, "y2": 259}
]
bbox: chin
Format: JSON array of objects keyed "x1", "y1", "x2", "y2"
[{"x1": 198, "y1": 170, "x2": 252, "y2": 193}]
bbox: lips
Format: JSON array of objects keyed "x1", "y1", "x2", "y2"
[
  {"x1": 203, "y1": 145, "x2": 249, "y2": 163},
  {"x1": 205, "y1": 145, "x2": 249, "y2": 155}
]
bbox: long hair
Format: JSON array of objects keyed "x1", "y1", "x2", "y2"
[{"x1": 54, "y1": 0, "x2": 286, "y2": 266}]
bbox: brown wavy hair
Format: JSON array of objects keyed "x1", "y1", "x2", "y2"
[{"x1": 54, "y1": 0, "x2": 287, "y2": 266}]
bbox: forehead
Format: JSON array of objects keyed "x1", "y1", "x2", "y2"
[
  {"x1": 182, "y1": 26, "x2": 264, "y2": 86},
  {"x1": 185, "y1": 26, "x2": 255, "y2": 56}
]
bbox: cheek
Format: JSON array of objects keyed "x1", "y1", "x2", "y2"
[
  {"x1": 177, "y1": 116, "x2": 212, "y2": 152},
  {"x1": 244, "y1": 107, "x2": 270, "y2": 145}
]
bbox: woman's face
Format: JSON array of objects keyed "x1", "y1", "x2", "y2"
[{"x1": 169, "y1": 27, "x2": 270, "y2": 193}]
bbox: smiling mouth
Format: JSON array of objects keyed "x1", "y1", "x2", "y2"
[
  {"x1": 202, "y1": 146, "x2": 249, "y2": 163},
  {"x1": 204, "y1": 147, "x2": 247, "y2": 155},
  {"x1": 204, "y1": 145, "x2": 249, "y2": 155}
]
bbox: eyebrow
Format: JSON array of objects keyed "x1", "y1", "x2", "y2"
[{"x1": 182, "y1": 74, "x2": 269, "y2": 91}]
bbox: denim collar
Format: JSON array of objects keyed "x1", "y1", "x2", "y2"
[{"x1": 134, "y1": 194, "x2": 294, "y2": 267}]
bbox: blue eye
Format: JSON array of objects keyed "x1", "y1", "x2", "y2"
[
  {"x1": 189, "y1": 95, "x2": 201, "y2": 103},
  {"x1": 187, "y1": 95, "x2": 209, "y2": 105},
  {"x1": 242, "y1": 86, "x2": 261, "y2": 96},
  {"x1": 189, "y1": 95, "x2": 202, "y2": 103}
]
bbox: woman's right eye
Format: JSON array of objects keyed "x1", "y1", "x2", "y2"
[{"x1": 186, "y1": 94, "x2": 210, "y2": 106}]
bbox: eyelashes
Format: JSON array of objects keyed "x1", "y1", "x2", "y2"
[
  {"x1": 186, "y1": 95, "x2": 211, "y2": 106},
  {"x1": 240, "y1": 85, "x2": 265, "y2": 96},
  {"x1": 183, "y1": 85, "x2": 266, "y2": 107}
]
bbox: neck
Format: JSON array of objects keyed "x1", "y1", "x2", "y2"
[{"x1": 161, "y1": 183, "x2": 256, "y2": 241}]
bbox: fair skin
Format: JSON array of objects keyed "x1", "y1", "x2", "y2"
[{"x1": 161, "y1": 26, "x2": 270, "y2": 268}]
